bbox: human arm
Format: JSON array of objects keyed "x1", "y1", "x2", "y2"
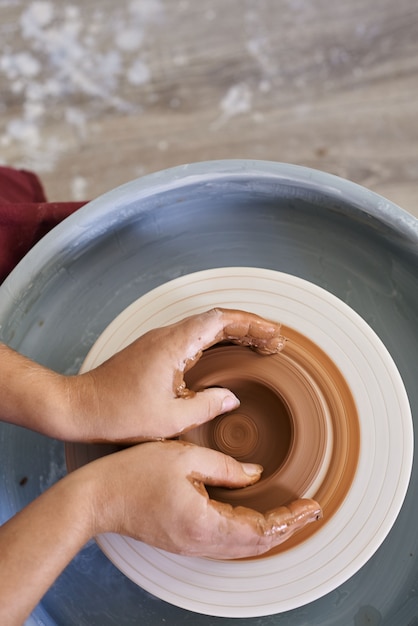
[
  {"x1": 0, "y1": 465, "x2": 94, "y2": 626},
  {"x1": 0, "y1": 440, "x2": 321, "y2": 626}
]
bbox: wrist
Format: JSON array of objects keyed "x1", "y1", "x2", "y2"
[
  {"x1": 62, "y1": 371, "x2": 101, "y2": 442},
  {"x1": 75, "y1": 460, "x2": 111, "y2": 537},
  {"x1": 63, "y1": 463, "x2": 102, "y2": 540},
  {"x1": 78, "y1": 450, "x2": 133, "y2": 537},
  {"x1": 0, "y1": 344, "x2": 73, "y2": 439}
]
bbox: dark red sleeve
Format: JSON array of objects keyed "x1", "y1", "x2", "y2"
[{"x1": 0, "y1": 166, "x2": 87, "y2": 283}]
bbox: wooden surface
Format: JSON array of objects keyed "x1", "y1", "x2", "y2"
[{"x1": 1, "y1": 0, "x2": 417, "y2": 217}]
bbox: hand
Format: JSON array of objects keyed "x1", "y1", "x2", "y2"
[
  {"x1": 88, "y1": 440, "x2": 322, "y2": 559},
  {"x1": 0, "y1": 439, "x2": 321, "y2": 625},
  {"x1": 67, "y1": 308, "x2": 286, "y2": 442}
]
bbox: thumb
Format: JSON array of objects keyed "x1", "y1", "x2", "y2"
[
  {"x1": 188, "y1": 445, "x2": 264, "y2": 489},
  {"x1": 177, "y1": 387, "x2": 240, "y2": 429}
]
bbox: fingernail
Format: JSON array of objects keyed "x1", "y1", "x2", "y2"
[
  {"x1": 221, "y1": 393, "x2": 240, "y2": 413},
  {"x1": 314, "y1": 507, "x2": 323, "y2": 521},
  {"x1": 242, "y1": 463, "x2": 263, "y2": 477}
]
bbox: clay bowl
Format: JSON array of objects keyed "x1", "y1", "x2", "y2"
[
  {"x1": 181, "y1": 327, "x2": 360, "y2": 556},
  {"x1": 66, "y1": 323, "x2": 360, "y2": 558}
]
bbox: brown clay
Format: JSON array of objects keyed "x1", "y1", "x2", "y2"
[{"x1": 182, "y1": 325, "x2": 360, "y2": 557}]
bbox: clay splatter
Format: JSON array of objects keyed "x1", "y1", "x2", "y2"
[{"x1": 0, "y1": 0, "x2": 162, "y2": 184}]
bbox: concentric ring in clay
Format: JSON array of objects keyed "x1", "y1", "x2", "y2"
[{"x1": 181, "y1": 323, "x2": 360, "y2": 557}]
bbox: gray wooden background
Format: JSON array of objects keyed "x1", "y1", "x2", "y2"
[{"x1": 1, "y1": 0, "x2": 417, "y2": 217}]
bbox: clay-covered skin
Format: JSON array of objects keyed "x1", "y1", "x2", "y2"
[
  {"x1": 69, "y1": 308, "x2": 287, "y2": 444},
  {"x1": 182, "y1": 325, "x2": 360, "y2": 557},
  {"x1": 174, "y1": 307, "x2": 287, "y2": 398},
  {"x1": 67, "y1": 438, "x2": 322, "y2": 558},
  {"x1": 89, "y1": 440, "x2": 322, "y2": 559}
]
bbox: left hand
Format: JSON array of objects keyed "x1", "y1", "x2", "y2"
[{"x1": 65, "y1": 307, "x2": 286, "y2": 442}]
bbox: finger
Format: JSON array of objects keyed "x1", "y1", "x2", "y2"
[
  {"x1": 172, "y1": 387, "x2": 240, "y2": 434},
  {"x1": 218, "y1": 308, "x2": 286, "y2": 355},
  {"x1": 205, "y1": 498, "x2": 322, "y2": 559},
  {"x1": 173, "y1": 308, "x2": 286, "y2": 367},
  {"x1": 265, "y1": 498, "x2": 323, "y2": 534}
]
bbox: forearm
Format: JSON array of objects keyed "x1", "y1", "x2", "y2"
[
  {"x1": 0, "y1": 343, "x2": 71, "y2": 439},
  {"x1": 0, "y1": 470, "x2": 95, "y2": 626}
]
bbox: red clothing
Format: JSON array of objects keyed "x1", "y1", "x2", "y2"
[{"x1": 0, "y1": 167, "x2": 86, "y2": 282}]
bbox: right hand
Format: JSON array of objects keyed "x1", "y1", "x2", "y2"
[{"x1": 87, "y1": 440, "x2": 322, "y2": 559}]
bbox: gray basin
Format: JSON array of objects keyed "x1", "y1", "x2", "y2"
[{"x1": 0, "y1": 160, "x2": 417, "y2": 625}]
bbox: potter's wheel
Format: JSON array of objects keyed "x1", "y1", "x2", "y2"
[
  {"x1": 0, "y1": 161, "x2": 417, "y2": 624},
  {"x1": 65, "y1": 267, "x2": 411, "y2": 617}
]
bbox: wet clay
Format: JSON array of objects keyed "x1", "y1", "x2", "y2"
[{"x1": 182, "y1": 325, "x2": 360, "y2": 557}]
